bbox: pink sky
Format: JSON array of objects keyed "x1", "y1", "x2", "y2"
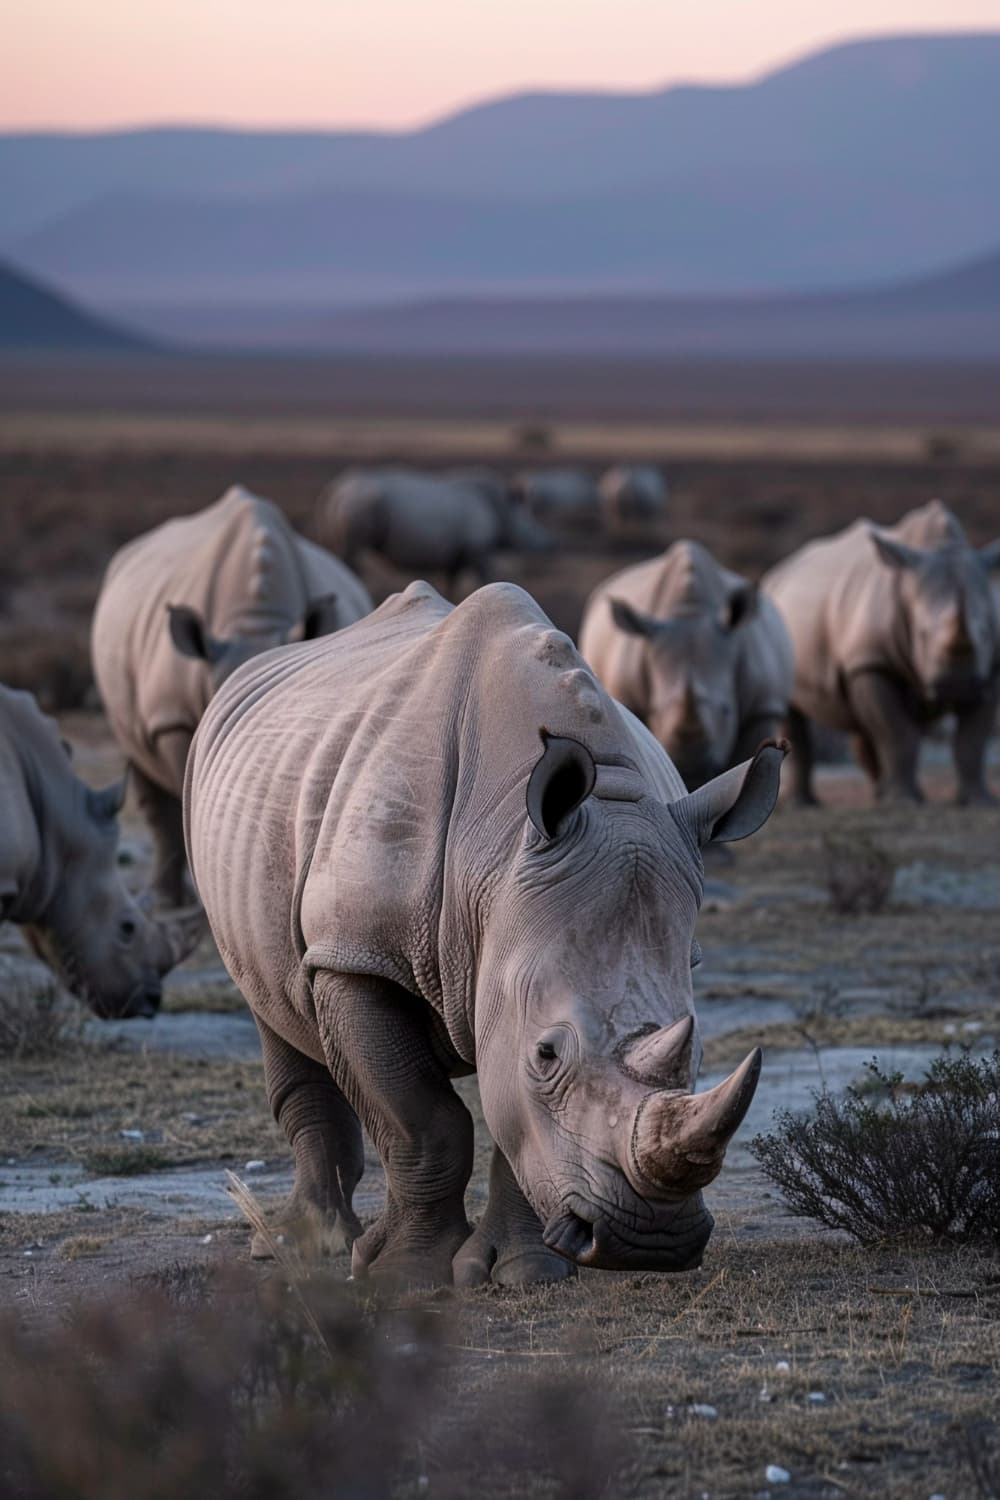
[{"x1": 5, "y1": 0, "x2": 1000, "y2": 131}]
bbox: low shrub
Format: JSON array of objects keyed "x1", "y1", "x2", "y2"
[
  {"x1": 822, "y1": 831, "x2": 895, "y2": 915},
  {"x1": 750, "y1": 1052, "x2": 1000, "y2": 1247},
  {"x1": 0, "y1": 958, "x2": 83, "y2": 1058},
  {"x1": 0, "y1": 1270, "x2": 619, "y2": 1500}
]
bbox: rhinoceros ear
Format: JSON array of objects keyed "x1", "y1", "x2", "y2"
[
  {"x1": 288, "y1": 593, "x2": 338, "y2": 643},
  {"x1": 671, "y1": 741, "x2": 787, "y2": 848},
  {"x1": 87, "y1": 774, "x2": 128, "y2": 825},
  {"x1": 609, "y1": 597, "x2": 661, "y2": 639},
  {"x1": 167, "y1": 605, "x2": 226, "y2": 664},
  {"x1": 526, "y1": 730, "x2": 597, "y2": 840},
  {"x1": 869, "y1": 528, "x2": 927, "y2": 572},
  {"x1": 721, "y1": 582, "x2": 758, "y2": 631},
  {"x1": 979, "y1": 539, "x2": 1000, "y2": 571}
]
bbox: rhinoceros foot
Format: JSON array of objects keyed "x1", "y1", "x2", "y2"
[
  {"x1": 350, "y1": 1200, "x2": 471, "y2": 1290},
  {"x1": 249, "y1": 1192, "x2": 361, "y2": 1262},
  {"x1": 453, "y1": 1228, "x2": 577, "y2": 1289}
]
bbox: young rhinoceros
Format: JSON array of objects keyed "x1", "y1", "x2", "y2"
[
  {"x1": 92, "y1": 485, "x2": 372, "y2": 905},
  {"x1": 185, "y1": 580, "x2": 785, "y2": 1287},
  {"x1": 579, "y1": 541, "x2": 794, "y2": 790},
  {"x1": 763, "y1": 500, "x2": 1000, "y2": 805},
  {"x1": 0, "y1": 686, "x2": 201, "y2": 1017}
]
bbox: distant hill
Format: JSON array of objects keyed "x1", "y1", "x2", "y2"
[
  {"x1": 114, "y1": 246, "x2": 1000, "y2": 358},
  {"x1": 4, "y1": 34, "x2": 1000, "y2": 309},
  {"x1": 0, "y1": 258, "x2": 149, "y2": 351}
]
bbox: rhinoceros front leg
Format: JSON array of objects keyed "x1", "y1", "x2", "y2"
[
  {"x1": 953, "y1": 685, "x2": 999, "y2": 806},
  {"x1": 453, "y1": 1146, "x2": 576, "y2": 1288},
  {"x1": 252, "y1": 1016, "x2": 364, "y2": 1260},
  {"x1": 784, "y1": 706, "x2": 819, "y2": 806},
  {"x1": 131, "y1": 761, "x2": 190, "y2": 908},
  {"x1": 845, "y1": 670, "x2": 923, "y2": 804},
  {"x1": 314, "y1": 970, "x2": 474, "y2": 1288}
]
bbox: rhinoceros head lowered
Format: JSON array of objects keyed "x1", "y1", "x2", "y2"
[
  {"x1": 167, "y1": 596, "x2": 338, "y2": 693},
  {"x1": 869, "y1": 523, "x2": 1000, "y2": 706},
  {"x1": 475, "y1": 733, "x2": 785, "y2": 1273},
  {"x1": 609, "y1": 586, "x2": 758, "y2": 788},
  {"x1": 23, "y1": 774, "x2": 204, "y2": 1019}
]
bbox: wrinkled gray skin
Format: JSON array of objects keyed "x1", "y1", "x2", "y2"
[
  {"x1": 317, "y1": 467, "x2": 551, "y2": 591},
  {"x1": 185, "y1": 581, "x2": 784, "y2": 1288},
  {"x1": 579, "y1": 541, "x2": 794, "y2": 790},
  {"x1": 0, "y1": 686, "x2": 202, "y2": 1018},
  {"x1": 764, "y1": 500, "x2": 1000, "y2": 805},
  {"x1": 598, "y1": 465, "x2": 669, "y2": 530},
  {"x1": 515, "y1": 468, "x2": 602, "y2": 530},
  {"x1": 92, "y1": 485, "x2": 371, "y2": 906}
]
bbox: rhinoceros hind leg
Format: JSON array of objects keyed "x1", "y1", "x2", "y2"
[
  {"x1": 845, "y1": 671, "x2": 923, "y2": 804},
  {"x1": 315, "y1": 971, "x2": 474, "y2": 1289},
  {"x1": 453, "y1": 1146, "x2": 577, "y2": 1288},
  {"x1": 953, "y1": 689, "x2": 999, "y2": 805},
  {"x1": 132, "y1": 759, "x2": 191, "y2": 908},
  {"x1": 785, "y1": 707, "x2": 820, "y2": 806},
  {"x1": 252, "y1": 1016, "x2": 364, "y2": 1260}
]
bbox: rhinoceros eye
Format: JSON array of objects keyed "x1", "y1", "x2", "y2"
[{"x1": 536, "y1": 1041, "x2": 558, "y2": 1064}]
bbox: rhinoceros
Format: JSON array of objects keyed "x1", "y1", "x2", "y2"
[
  {"x1": 317, "y1": 467, "x2": 550, "y2": 590},
  {"x1": 92, "y1": 485, "x2": 371, "y2": 905},
  {"x1": 185, "y1": 580, "x2": 785, "y2": 1286},
  {"x1": 579, "y1": 541, "x2": 794, "y2": 790},
  {"x1": 0, "y1": 685, "x2": 201, "y2": 1017},
  {"x1": 515, "y1": 468, "x2": 602, "y2": 529},
  {"x1": 598, "y1": 464, "x2": 668, "y2": 530},
  {"x1": 763, "y1": 500, "x2": 1000, "y2": 805}
]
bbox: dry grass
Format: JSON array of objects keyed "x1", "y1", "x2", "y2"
[
  {"x1": 702, "y1": 1012, "x2": 999, "y2": 1070},
  {"x1": 58, "y1": 1234, "x2": 107, "y2": 1260},
  {"x1": 823, "y1": 830, "x2": 896, "y2": 915},
  {"x1": 0, "y1": 961, "x2": 84, "y2": 1059},
  {"x1": 0, "y1": 1046, "x2": 278, "y2": 1166}
]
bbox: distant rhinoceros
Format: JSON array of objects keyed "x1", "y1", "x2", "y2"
[
  {"x1": 598, "y1": 464, "x2": 668, "y2": 530},
  {"x1": 515, "y1": 468, "x2": 601, "y2": 529},
  {"x1": 763, "y1": 500, "x2": 1000, "y2": 805},
  {"x1": 579, "y1": 541, "x2": 794, "y2": 790},
  {"x1": 0, "y1": 685, "x2": 202, "y2": 1017},
  {"x1": 185, "y1": 580, "x2": 784, "y2": 1286},
  {"x1": 317, "y1": 467, "x2": 551, "y2": 590},
  {"x1": 92, "y1": 485, "x2": 371, "y2": 905}
]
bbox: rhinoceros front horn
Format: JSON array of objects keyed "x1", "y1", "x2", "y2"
[
  {"x1": 154, "y1": 904, "x2": 206, "y2": 973},
  {"x1": 630, "y1": 1048, "x2": 762, "y2": 1200}
]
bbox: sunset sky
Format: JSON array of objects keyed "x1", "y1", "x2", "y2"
[{"x1": 5, "y1": 0, "x2": 1000, "y2": 131}]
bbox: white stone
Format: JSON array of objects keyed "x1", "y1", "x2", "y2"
[{"x1": 765, "y1": 1465, "x2": 791, "y2": 1484}]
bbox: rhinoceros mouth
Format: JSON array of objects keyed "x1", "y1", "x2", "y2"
[{"x1": 542, "y1": 1193, "x2": 712, "y2": 1272}]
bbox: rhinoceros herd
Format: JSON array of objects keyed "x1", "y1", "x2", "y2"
[{"x1": 2, "y1": 474, "x2": 997, "y2": 1285}]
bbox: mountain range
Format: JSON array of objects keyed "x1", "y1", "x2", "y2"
[
  {"x1": 2, "y1": 32, "x2": 1000, "y2": 324},
  {"x1": 0, "y1": 259, "x2": 148, "y2": 351}
]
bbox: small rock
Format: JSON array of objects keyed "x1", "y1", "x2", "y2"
[
  {"x1": 758, "y1": 1385, "x2": 772, "y2": 1403},
  {"x1": 807, "y1": 1391, "x2": 826, "y2": 1404},
  {"x1": 929, "y1": 1493, "x2": 947, "y2": 1499},
  {"x1": 774, "y1": 1360, "x2": 791, "y2": 1374},
  {"x1": 244, "y1": 1160, "x2": 266, "y2": 1172},
  {"x1": 765, "y1": 1465, "x2": 791, "y2": 1484},
  {"x1": 688, "y1": 1403, "x2": 718, "y2": 1420},
  {"x1": 200, "y1": 1233, "x2": 213, "y2": 1244},
  {"x1": 119, "y1": 1129, "x2": 145, "y2": 1141}
]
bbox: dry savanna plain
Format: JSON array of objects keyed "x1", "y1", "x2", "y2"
[{"x1": 1, "y1": 356, "x2": 999, "y2": 1499}]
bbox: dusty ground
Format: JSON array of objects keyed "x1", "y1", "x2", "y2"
[{"x1": 1, "y1": 394, "x2": 999, "y2": 1497}]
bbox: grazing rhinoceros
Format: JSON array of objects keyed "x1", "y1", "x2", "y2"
[
  {"x1": 92, "y1": 485, "x2": 371, "y2": 905},
  {"x1": 598, "y1": 464, "x2": 668, "y2": 530},
  {"x1": 579, "y1": 541, "x2": 794, "y2": 790},
  {"x1": 763, "y1": 500, "x2": 1000, "y2": 805},
  {"x1": 0, "y1": 685, "x2": 202, "y2": 1017},
  {"x1": 185, "y1": 580, "x2": 785, "y2": 1287},
  {"x1": 317, "y1": 467, "x2": 550, "y2": 590},
  {"x1": 515, "y1": 468, "x2": 602, "y2": 529}
]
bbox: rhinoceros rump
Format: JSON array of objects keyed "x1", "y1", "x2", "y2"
[
  {"x1": 0, "y1": 686, "x2": 202, "y2": 1018},
  {"x1": 763, "y1": 500, "x2": 1000, "y2": 804},
  {"x1": 579, "y1": 541, "x2": 794, "y2": 789},
  {"x1": 317, "y1": 467, "x2": 550, "y2": 591},
  {"x1": 92, "y1": 486, "x2": 371, "y2": 904},
  {"x1": 185, "y1": 581, "x2": 784, "y2": 1286}
]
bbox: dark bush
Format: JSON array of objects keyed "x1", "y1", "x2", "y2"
[
  {"x1": 822, "y1": 831, "x2": 895, "y2": 915},
  {"x1": 0, "y1": 1271, "x2": 619, "y2": 1500},
  {"x1": 750, "y1": 1052, "x2": 1000, "y2": 1247}
]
